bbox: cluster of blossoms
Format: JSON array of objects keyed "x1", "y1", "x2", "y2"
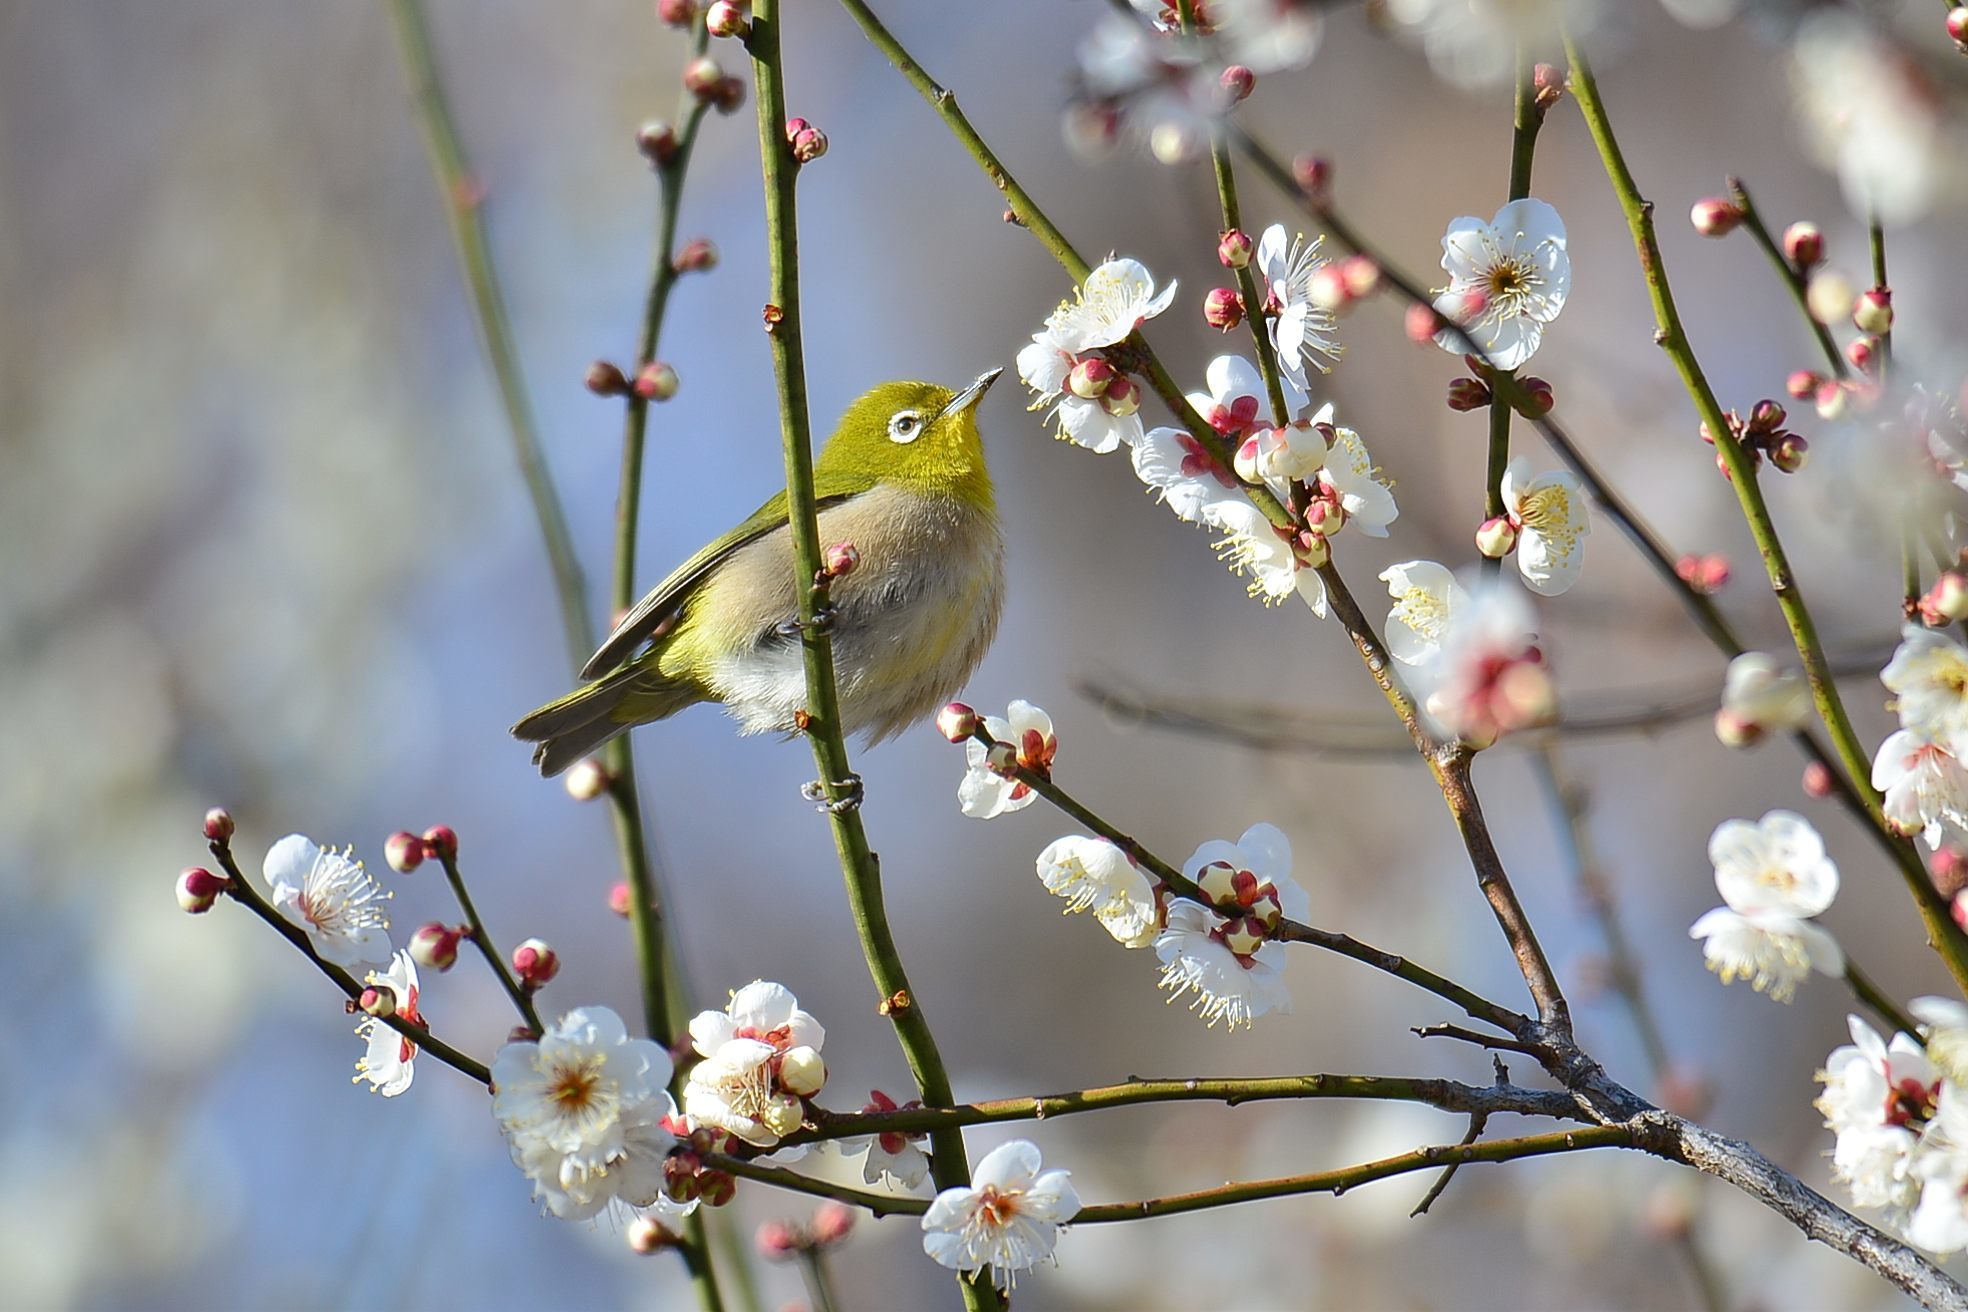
[
  {"x1": 1688, "y1": 810, "x2": 1842, "y2": 1003},
  {"x1": 1874, "y1": 627, "x2": 1968, "y2": 866},
  {"x1": 1377, "y1": 570, "x2": 1556, "y2": 747},
  {"x1": 1818, "y1": 1001, "x2": 1968, "y2": 1254},
  {"x1": 1698, "y1": 399, "x2": 1811, "y2": 479}
]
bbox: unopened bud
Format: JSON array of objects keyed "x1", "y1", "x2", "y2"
[
  {"x1": 1674, "y1": 553, "x2": 1731, "y2": 595},
  {"x1": 359, "y1": 985, "x2": 397, "y2": 1019},
  {"x1": 1532, "y1": 62, "x2": 1566, "y2": 110},
  {"x1": 1446, "y1": 378, "x2": 1492, "y2": 412},
  {"x1": 609, "y1": 881, "x2": 633, "y2": 918},
  {"x1": 682, "y1": 55, "x2": 725, "y2": 101},
  {"x1": 790, "y1": 125, "x2": 829, "y2": 164},
  {"x1": 1217, "y1": 228, "x2": 1254, "y2": 269},
  {"x1": 564, "y1": 758, "x2": 611, "y2": 802},
  {"x1": 936, "y1": 702, "x2": 979, "y2": 743},
  {"x1": 1100, "y1": 375, "x2": 1140, "y2": 417},
  {"x1": 985, "y1": 740, "x2": 1020, "y2": 777},
  {"x1": 1296, "y1": 528, "x2": 1331, "y2": 568},
  {"x1": 1802, "y1": 761, "x2": 1836, "y2": 800},
  {"x1": 409, "y1": 923, "x2": 463, "y2": 971},
  {"x1": 778, "y1": 1045, "x2": 827, "y2": 1096},
  {"x1": 1714, "y1": 709, "x2": 1763, "y2": 749},
  {"x1": 512, "y1": 937, "x2": 560, "y2": 988},
  {"x1": 634, "y1": 361, "x2": 680, "y2": 401},
  {"x1": 1244, "y1": 888, "x2": 1283, "y2": 932},
  {"x1": 586, "y1": 360, "x2": 631, "y2": 396},
  {"x1": 1404, "y1": 302, "x2": 1441, "y2": 343},
  {"x1": 1770, "y1": 433, "x2": 1809, "y2": 473},
  {"x1": 1512, "y1": 376, "x2": 1554, "y2": 419},
  {"x1": 704, "y1": 0, "x2": 749, "y2": 38},
  {"x1": 657, "y1": 0, "x2": 698, "y2": 27},
  {"x1": 1339, "y1": 254, "x2": 1380, "y2": 299},
  {"x1": 1854, "y1": 287, "x2": 1894, "y2": 335},
  {"x1": 700, "y1": 1172, "x2": 737, "y2": 1207},
  {"x1": 1219, "y1": 915, "x2": 1268, "y2": 958},
  {"x1": 1782, "y1": 221, "x2": 1824, "y2": 268},
  {"x1": 385, "y1": 830, "x2": 427, "y2": 873},
  {"x1": 1814, "y1": 379, "x2": 1848, "y2": 420},
  {"x1": 1786, "y1": 370, "x2": 1823, "y2": 400},
  {"x1": 811, "y1": 1201, "x2": 855, "y2": 1246},
  {"x1": 202, "y1": 807, "x2": 235, "y2": 842},
  {"x1": 1950, "y1": 7, "x2": 1968, "y2": 49},
  {"x1": 1193, "y1": 860, "x2": 1249, "y2": 911},
  {"x1": 420, "y1": 825, "x2": 458, "y2": 863},
  {"x1": 1290, "y1": 153, "x2": 1330, "y2": 201},
  {"x1": 1747, "y1": 398, "x2": 1786, "y2": 432},
  {"x1": 627, "y1": 1216, "x2": 676, "y2": 1254},
  {"x1": 1806, "y1": 270, "x2": 1853, "y2": 325},
  {"x1": 1938, "y1": 848, "x2": 1968, "y2": 899},
  {"x1": 1203, "y1": 286, "x2": 1245, "y2": 332},
  {"x1": 177, "y1": 866, "x2": 228, "y2": 914},
  {"x1": 674, "y1": 238, "x2": 719, "y2": 272},
  {"x1": 1475, "y1": 516, "x2": 1518, "y2": 558},
  {"x1": 1303, "y1": 498, "x2": 1343, "y2": 536},
  {"x1": 711, "y1": 75, "x2": 745, "y2": 114},
  {"x1": 1219, "y1": 64, "x2": 1255, "y2": 103},
  {"x1": 1930, "y1": 572, "x2": 1968, "y2": 623},
  {"x1": 636, "y1": 120, "x2": 679, "y2": 167},
  {"x1": 1307, "y1": 263, "x2": 1349, "y2": 313},
  {"x1": 1067, "y1": 357, "x2": 1116, "y2": 399},
  {"x1": 822, "y1": 541, "x2": 860, "y2": 578},
  {"x1": 1689, "y1": 198, "x2": 1742, "y2": 237},
  {"x1": 756, "y1": 1220, "x2": 799, "y2": 1259}
]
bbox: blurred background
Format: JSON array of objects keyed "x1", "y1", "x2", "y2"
[{"x1": 6, "y1": 0, "x2": 1968, "y2": 1307}]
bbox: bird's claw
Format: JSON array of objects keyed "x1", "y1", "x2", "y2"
[
  {"x1": 776, "y1": 606, "x2": 838, "y2": 640},
  {"x1": 801, "y1": 773, "x2": 864, "y2": 814}
]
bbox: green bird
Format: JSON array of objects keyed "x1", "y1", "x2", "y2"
[{"x1": 513, "y1": 370, "x2": 1005, "y2": 775}]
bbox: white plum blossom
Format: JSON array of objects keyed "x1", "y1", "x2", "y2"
[
  {"x1": 1155, "y1": 823, "x2": 1309, "y2": 1030},
  {"x1": 1817, "y1": 1015, "x2": 1940, "y2": 1223},
  {"x1": 959, "y1": 701, "x2": 1056, "y2": 820},
  {"x1": 1384, "y1": 0, "x2": 1598, "y2": 89},
  {"x1": 1884, "y1": 626, "x2": 1968, "y2": 746},
  {"x1": 1688, "y1": 811, "x2": 1842, "y2": 1003},
  {"x1": 1319, "y1": 421, "x2": 1398, "y2": 538},
  {"x1": 1913, "y1": 996, "x2": 1968, "y2": 1088},
  {"x1": 837, "y1": 1089, "x2": 932, "y2": 1192},
  {"x1": 264, "y1": 833, "x2": 392, "y2": 972},
  {"x1": 1074, "y1": 17, "x2": 1218, "y2": 163},
  {"x1": 1207, "y1": 0, "x2": 1324, "y2": 73},
  {"x1": 1132, "y1": 424, "x2": 1244, "y2": 525},
  {"x1": 1412, "y1": 582, "x2": 1552, "y2": 745},
  {"x1": 1874, "y1": 729, "x2": 1968, "y2": 851},
  {"x1": 1432, "y1": 199, "x2": 1570, "y2": 370},
  {"x1": 353, "y1": 950, "x2": 422, "y2": 1097},
  {"x1": 1016, "y1": 258, "x2": 1175, "y2": 453},
  {"x1": 1036, "y1": 835, "x2": 1161, "y2": 948},
  {"x1": 921, "y1": 1139, "x2": 1081, "y2": 1291},
  {"x1": 1790, "y1": 11, "x2": 1956, "y2": 226},
  {"x1": 1254, "y1": 224, "x2": 1342, "y2": 389},
  {"x1": 1208, "y1": 497, "x2": 1330, "y2": 614},
  {"x1": 1380, "y1": 560, "x2": 1467, "y2": 667},
  {"x1": 1909, "y1": 1085, "x2": 1968, "y2": 1254},
  {"x1": 1188, "y1": 353, "x2": 1308, "y2": 446},
  {"x1": 1718, "y1": 653, "x2": 1811, "y2": 744},
  {"x1": 1497, "y1": 458, "x2": 1588, "y2": 595},
  {"x1": 491, "y1": 1006, "x2": 679, "y2": 1221},
  {"x1": 684, "y1": 981, "x2": 826, "y2": 1151}
]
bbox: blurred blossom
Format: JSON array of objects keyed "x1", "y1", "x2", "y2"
[
  {"x1": 1383, "y1": 0, "x2": 1599, "y2": 89},
  {"x1": 1816, "y1": 1014, "x2": 1935, "y2": 1227},
  {"x1": 1380, "y1": 559, "x2": 1467, "y2": 666}
]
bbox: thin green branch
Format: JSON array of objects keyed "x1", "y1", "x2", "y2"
[
  {"x1": 435, "y1": 850, "x2": 543, "y2": 1033},
  {"x1": 1563, "y1": 33, "x2": 1968, "y2": 997},
  {"x1": 1727, "y1": 179, "x2": 1847, "y2": 379},
  {"x1": 1870, "y1": 215, "x2": 1893, "y2": 380},
  {"x1": 1848, "y1": 961, "x2": 1921, "y2": 1040},
  {"x1": 206, "y1": 836, "x2": 492, "y2": 1085},
  {"x1": 745, "y1": 10, "x2": 991, "y2": 1309}
]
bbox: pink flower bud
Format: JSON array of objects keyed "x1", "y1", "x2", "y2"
[
  {"x1": 1290, "y1": 153, "x2": 1331, "y2": 201},
  {"x1": 1532, "y1": 62, "x2": 1566, "y2": 110},
  {"x1": 700, "y1": 1172, "x2": 737, "y2": 1207},
  {"x1": 409, "y1": 923, "x2": 463, "y2": 971},
  {"x1": 1929, "y1": 572, "x2": 1968, "y2": 623},
  {"x1": 1067, "y1": 357, "x2": 1116, "y2": 399},
  {"x1": 1949, "y1": 7, "x2": 1968, "y2": 50},
  {"x1": 585, "y1": 360, "x2": 631, "y2": 396},
  {"x1": 790, "y1": 126, "x2": 829, "y2": 164},
  {"x1": 1688, "y1": 199, "x2": 1742, "y2": 237},
  {"x1": 1769, "y1": 433, "x2": 1809, "y2": 473},
  {"x1": 1445, "y1": 378, "x2": 1492, "y2": 412},
  {"x1": 1475, "y1": 516, "x2": 1518, "y2": 559},
  {"x1": 1513, "y1": 376, "x2": 1554, "y2": 419},
  {"x1": 1217, "y1": 228, "x2": 1254, "y2": 269},
  {"x1": 177, "y1": 866, "x2": 228, "y2": 914},
  {"x1": 385, "y1": 830, "x2": 427, "y2": 873},
  {"x1": 202, "y1": 807, "x2": 235, "y2": 842},
  {"x1": 822, "y1": 541, "x2": 860, "y2": 578},
  {"x1": 512, "y1": 937, "x2": 560, "y2": 988},
  {"x1": 1219, "y1": 64, "x2": 1255, "y2": 103},
  {"x1": 1404, "y1": 302, "x2": 1441, "y2": 343},
  {"x1": 674, "y1": 238, "x2": 719, "y2": 272},
  {"x1": 563, "y1": 758, "x2": 611, "y2": 802},
  {"x1": 756, "y1": 1220, "x2": 800, "y2": 1259},
  {"x1": 1303, "y1": 498, "x2": 1343, "y2": 536},
  {"x1": 609, "y1": 881, "x2": 634, "y2": 918},
  {"x1": 636, "y1": 120, "x2": 679, "y2": 167},
  {"x1": 1853, "y1": 287, "x2": 1894, "y2": 335},
  {"x1": 1782, "y1": 221, "x2": 1823, "y2": 268},
  {"x1": 704, "y1": 0, "x2": 749, "y2": 38},
  {"x1": 1785, "y1": 370, "x2": 1823, "y2": 399},
  {"x1": 421, "y1": 825, "x2": 458, "y2": 863},
  {"x1": 936, "y1": 702, "x2": 979, "y2": 742},
  {"x1": 634, "y1": 361, "x2": 680, "y2": 401},
  {"x1": 627, "y1": 1216, "x2": 676, "y2": 1254},
  {"x1": 1307, "y1": 263, "x2": 1349, "y2": 313},
  {"x1": 1100, "y1": 375, "x2": 1141, "y2": 417},
  {"x1": 1802, "y1": 761, "x2": 1836, "y2": 800},
  {"x1": 1674, "y1": 553, "x2": 1730, "y2": 594},
  {"x1": 682, "y1": 55, "x2": 725, "y2": 101},
  {"x1": 1339, "y1": 254, "x2": 1380, "y2": 299},
  {"x1": 811, "y1": 1201, "x2": 855, "y2": 1246},
  {"x1": 1814, "y1": 379, "x2": 1848, "y2": 420},
  {"x1": 657, "y1": 0, "x2": 698, "y2": 27},
  {"x1": 359, "y1": 985, "x2": 397, "y2": 1019},
  {"x1": 1203, "y1": 286, "x2": 1245, "y2": 332},
  {"x1": 1747, "y1": 399, "x2": 1786, "y2": 433},
  {"x1": 1713, "y1": 709, "x2": 1763, "y2": 749}
]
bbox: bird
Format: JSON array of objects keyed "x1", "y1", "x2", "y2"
[{"x1": 513, "y1": 370, "x2": 1006, "y2": 776}]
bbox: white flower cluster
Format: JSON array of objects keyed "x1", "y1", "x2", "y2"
[
  {"x1": 1873, "y1": 627, "x2": 1968, "y2": 855},
  {"x1": 683, "y1": 980, "x2": 828, "y2": 1152},
  {"x1": 1688, "y1": 810, "x2": 1842, "y2": 1003},
  {"x1": 1379, "y1": 572, "x2": 1556, "y2": 747},
  {"x1": 1819, "y1": 1003, "x2": 1968, "y2": 1253}
]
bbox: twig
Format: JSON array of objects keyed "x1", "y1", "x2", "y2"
[
  {"x1": 435, "y1": 850, "x2": 543, "y2": 1034},
  {"x1": 1727, "y1": 178, "x2": 1848, "y2": 379},
  {"x1": 1848, "y1": 960, "x2": 1922, "y2": 1040},
  {"x1": 1412, "y1": 1024, "x2": 1542, "y2": 1057},
  {"x1": 1409, "y1": 1111, "x2": 1489, "y2": 1217}
]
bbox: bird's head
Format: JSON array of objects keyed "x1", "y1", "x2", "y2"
[{"x1": 818, "y1": 370, "x2": 1002, "y2": 508}]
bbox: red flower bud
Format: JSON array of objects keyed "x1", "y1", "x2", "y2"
[
  {"x1": 1203, "y1": 287, "x2": 1244, "y2": 332},
  {"x1": 1785, "y1": 369, "x2": 1823, "y2": 399},
  {"x1": 1512, "y1": 376, "x2": 1554, "y2": 419},
  {"x1": 704, "y1": 0, "x2": 749, "y2": 38},
  {"x1": 1782, "y1": 221, "x2": 1823, "y2": 268},
  {"x1": 657, "y1": 0, "x2": 698, "y2": 27},
  {"x1": 359, "y1": 985, "x2": 397, "y2": 1019},
  {"x1": 636, "y1": 120, "x2": 678, "y2": 167},
  {"x1": 202, "y1": 807, "x2": 235, "y2": 842},
  {"x1": 1532, "y1": 62, "x2": 1566, "y2": 110},
  {"x1": 1853, "y1": 287, "x2": 1893, "y2": 335},
  {"x1": 1339, "y1": 254, "x2": 1380, "y2": 299},
  {"x1": 936, "y1": 702, "x2": 979, "y2": 742},
  {"x1": 810, "y1": 1201, "x2": 855, "y2": 1245},
  {"x1": 1769, "y1": 433, "x2": 1810, "y2": 474},
  {"x1": 177, "y1": 866, "x2": 229, "y2": 914},
  {"x1": 634, "y1": 361, "x2": 680, "y2": 401},
  {"x1": 409, "y1": 923, "x2": 464, "y2": 971},
  {"x1": 1747, "y1": 399, "x2": 1786, "y2": 432},
  {"x1": 585, "y1": 360, "x2": 631, "y2": 397},
  {"x1": 1847, "y1": 336, "x2": 1877, "y2": 375},
  {"x1": 1404, "y1": 302, "x2": 1441, "y2": 343},
  {"x1": 755, "y1": 1221, "x2": 799, "y2": 1260},
  {"x1": 1802, "y1": 761, "x2": 1836, "y2": 800},
  {"x1": 609, "y1": 881, "x2": 633, "y2": 918},
  {"x1": 1219, "y1": 64, "x2": 1255, "y2": 103},
  {"x1": 674, "y1": 238, "x2": 719, "y2": 273},
  {"x1": 790, "y1": 125, "x2": 829, "y2": 164},
  {"x1": 682, "y1": 55, "x2": 725, "y2": 101},
  {"x1": 822, "y1": 541, "x2": 860, "y2": 579},
  {"x1": 1445, "y1": 378, "x2": 1492, "y2": 412},
  {"x1": 512, "y1": 938, "x2": 560, "y2": 988},
  {"x1": 700, "y1": 1171, "x2": 736, "y2": 1207},
  {"x1": 1290, "y1": 153, "x2": 1331, "y2": 201},
  {"x1": 1948, "y1": 7, "x2": 1968, "y2": 49},
  {"x1": 1067, "y1": 357, "x2": 1116, "y2": 399},
  {"x1": 385, "y1": 830, "x2": 426, "y2": 873},
  {"x1": 712, "y1": 76, "x2": 746, "y2": 115},
  {"x1": 1688, "y1": 198, "x2": 1742, "y2": 237},
  {"x1": 1217, "y1": 228, "x2": 1254, "y2": 269},
  {"x1": 421, "y1": 825, "x2": 458, "y2": 863}
]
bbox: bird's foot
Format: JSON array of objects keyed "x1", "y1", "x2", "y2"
[
  {"x1": 775, "y1": 605, "x2": 838, "y2": 640},
  {"x1": 801, "y1": 773, "x2": 864, "y2": 814}
]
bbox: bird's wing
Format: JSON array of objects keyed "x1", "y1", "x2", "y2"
[{"x1": 579, "y1": 485, "x2": 855, "y2": 679}]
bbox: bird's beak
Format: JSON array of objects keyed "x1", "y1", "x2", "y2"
[{"x1": 940, "y1": 367, "x2": 1003, "y2": 418}]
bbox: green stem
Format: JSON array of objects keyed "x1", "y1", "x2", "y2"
[
  {"x1": 745, "y1": 10, "x2": 993, "y2": 1310},
  {"x1": 1870, "y1": 215, "x2": 1893, "y2": 380},
  {"x1": 1727, "y1": 179, "x2": 1847, "y2": 379},
  {"x1": 436, "y1": 851, "x2": 543, "y2": 1033},
  {"x1": 382, "y1": 0, "x2": 591, "y2": 671},
  {"x1": 1848, "y1": 961, "x2": 1921, "y2": 1039},
  {"x1": 798, "y1": 1249, "x2": 840, "y2": 1312},
  {"x1": 1564, "y1": 34, "x2": 1968, "y2": 998}
]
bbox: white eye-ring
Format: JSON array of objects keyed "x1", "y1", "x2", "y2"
[{"x1": 888, "y1": 410, "x2": 924, "y2": 444}]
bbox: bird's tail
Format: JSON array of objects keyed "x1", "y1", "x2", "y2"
[{"x1": 511, "y1": 663, "x2": 700, "y2": 777}]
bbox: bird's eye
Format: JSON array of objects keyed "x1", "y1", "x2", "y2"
[{"x1": 888, "y1": 411, "x2": 923, "y2": 443}]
